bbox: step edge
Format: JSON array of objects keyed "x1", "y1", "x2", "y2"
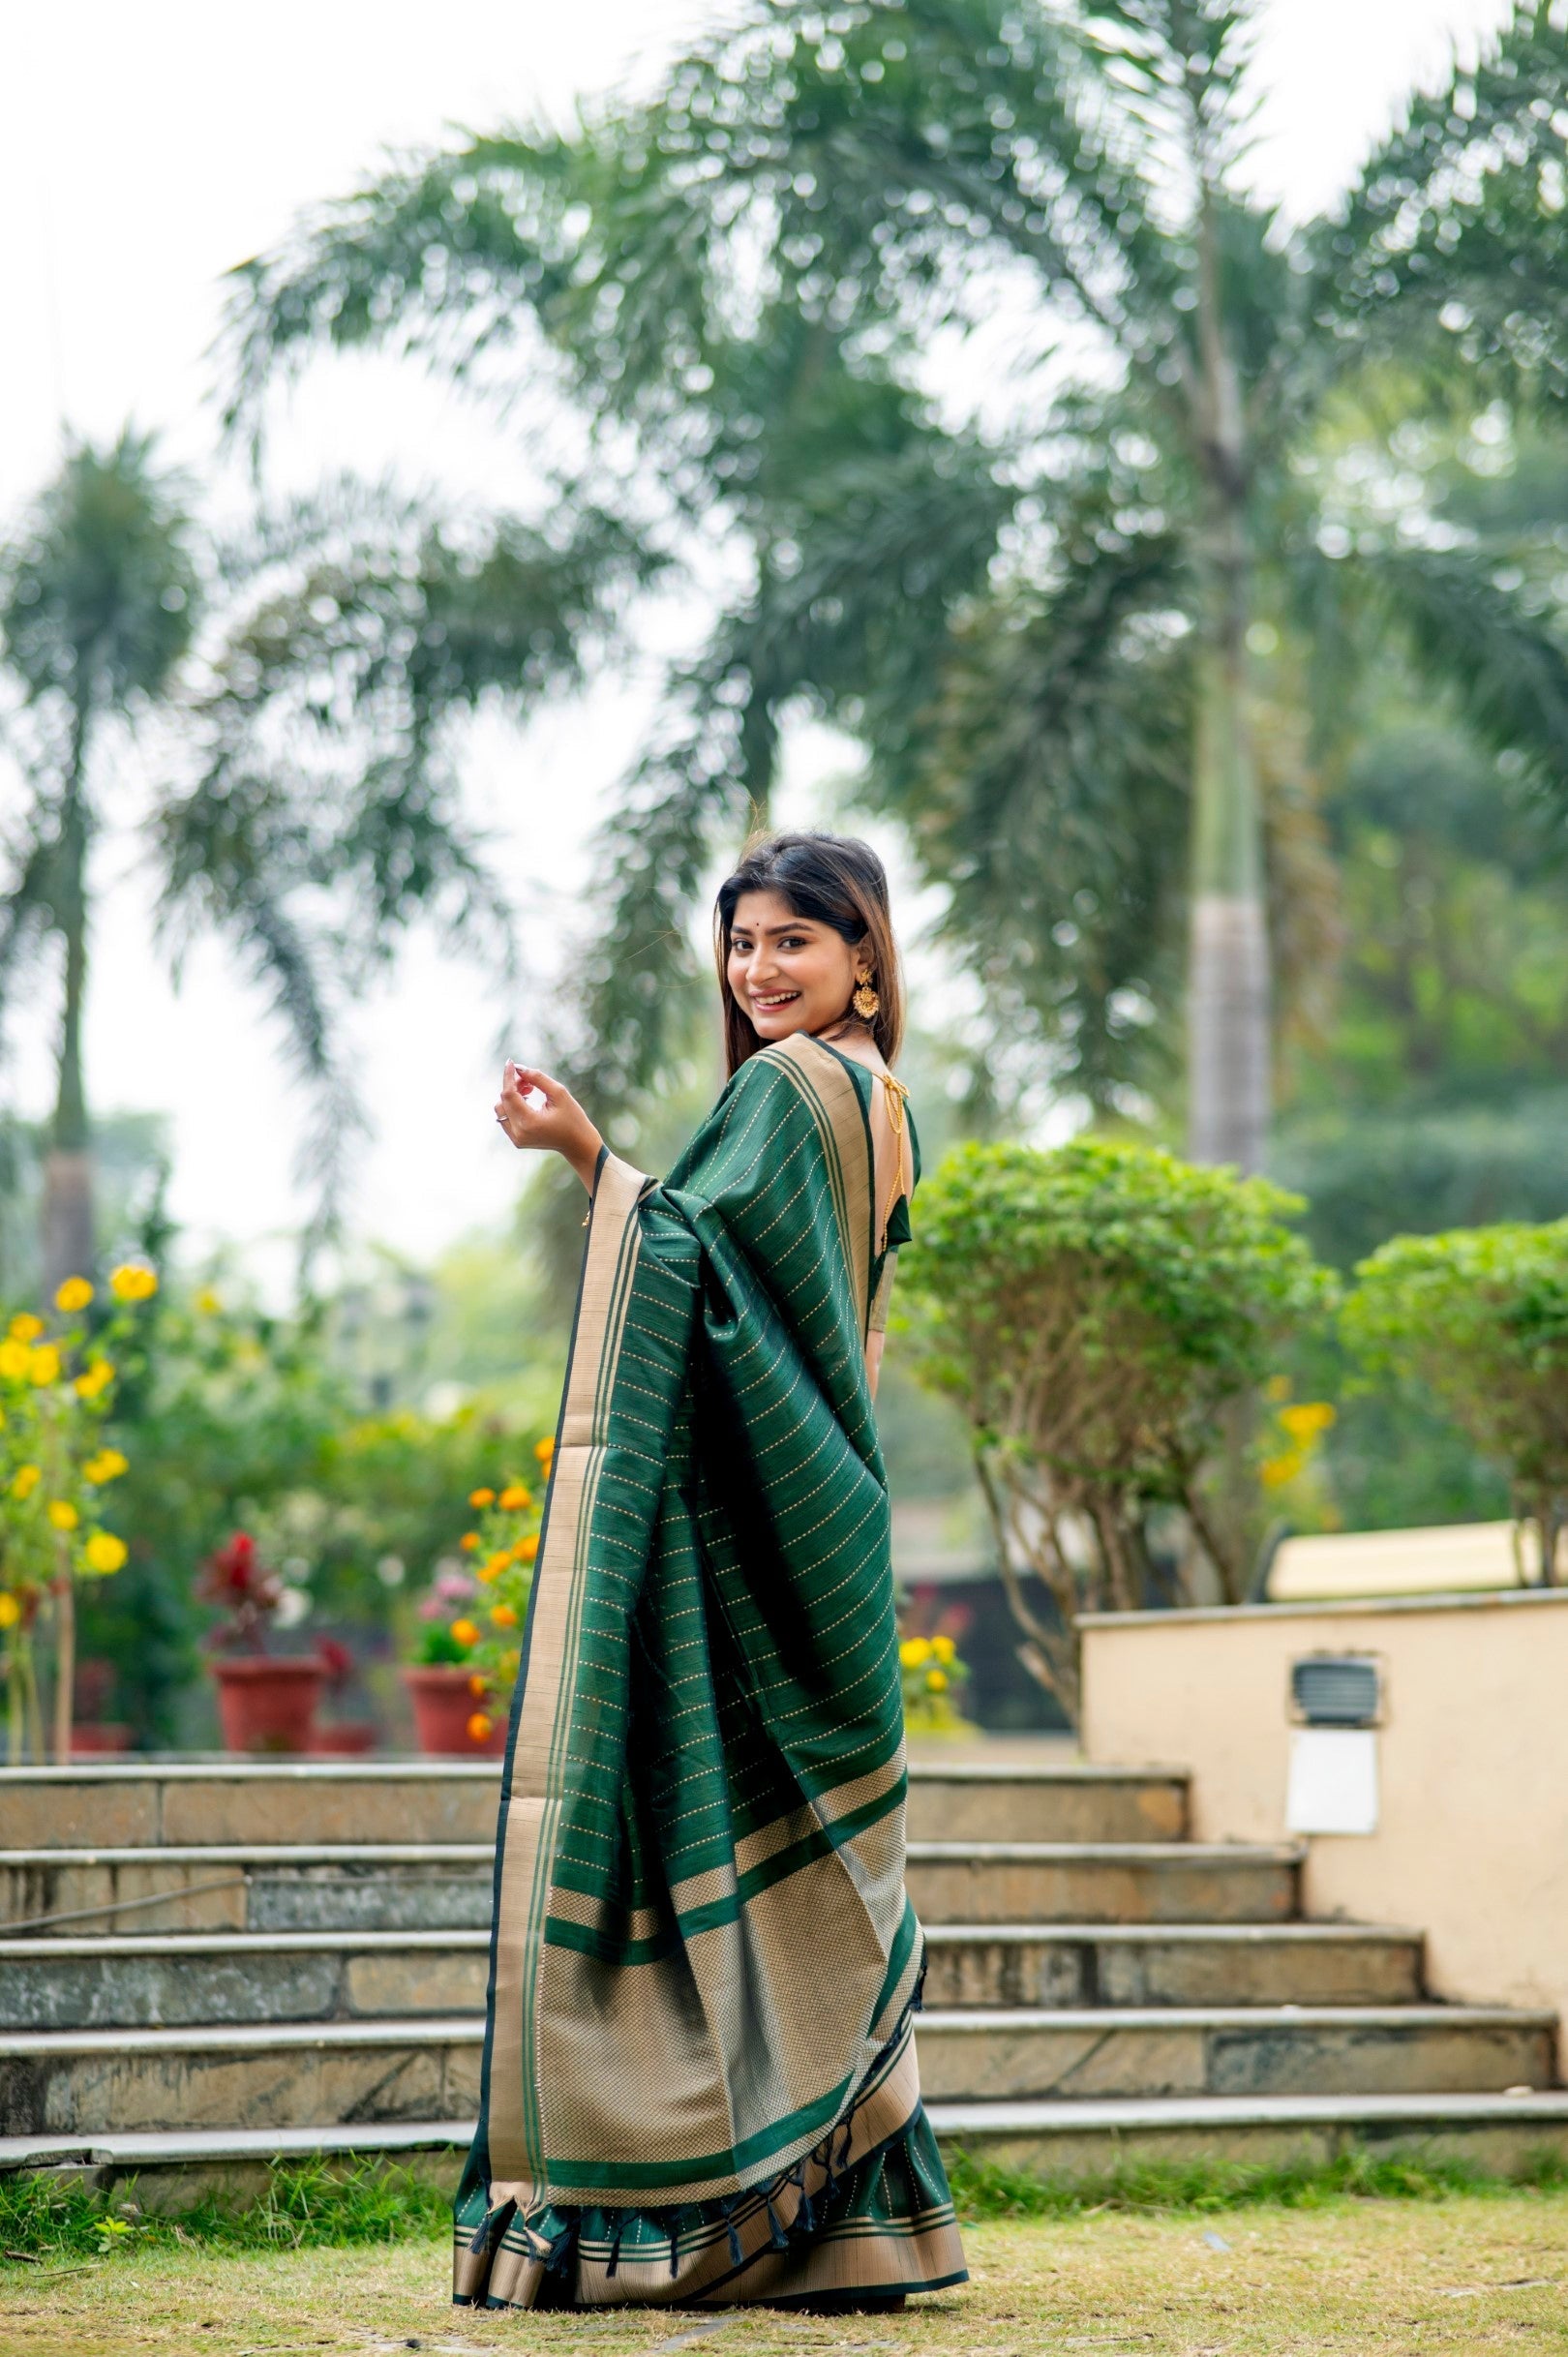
[
  {"x1": 0, "y1": 2017, "x2": 486, "y2": 2057},
  {"x1": 0, "y1": 2121, "x2": 478, "y2": 2168},
  {"x1": 909, "y1": 1843, "x2": 1306, "y2": 1863},
  {"x1": 917, "y1": 2006, "x2": 1560, "y2": 2031},
  {"x1": 922, "y1": 1922, "x2": 1423, "y2": 1943},
  {"x1": 927, "y1": 2090, "x2": 1568, "y2": 2130}
]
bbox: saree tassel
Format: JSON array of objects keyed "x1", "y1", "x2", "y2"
[
  {"x1": 467, "y1": 2196, "x2": 516, "y2": 2258},
  {"x1": 606, "y1": 2219, "x2": 625, "y2": 2280},
  {"x1": 722, "y1": 2195, "x2": 743, "y2": 2267},
  {"x1": 764, "y1": 2195, "x2": 787, "y2": 2251}
]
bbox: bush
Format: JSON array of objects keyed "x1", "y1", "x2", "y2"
[
  {"x1": 1342, "y1": 1220, "x2": 1568, "y2": 1578},
  {"x1": 901, "y1": 1138, "x2": 1334, "y2": 1718}
]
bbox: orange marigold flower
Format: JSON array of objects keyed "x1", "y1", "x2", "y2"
[
  {"x1": 533, "y1": 1435, "x2": 555, "y2": 1466},
  {"x1": 468, "y1": 1674, "x2": 488, "y2": 1699},
  {"x1": 467, "y1": 1712, "x2": 493, "y2": 1742},
  {"x1": 498, "y1": 1483, "x2": 531, "y2": 1512},
  {"x1": 514, "y1": 1533, "x2": 539, "y2": 1564},
  {"x1": 459, "y1": 1531, "x2": 481, "y2": 1553},
  {"x1": 449, "y1": 1618, "x2": 480, "y2": 1648},
  {"x1": 468, "y1": 1487, "x2": 496, "y2": 1509},
  {"x1": 490, "y1": 1603, "x2": 519, "y2": 1629}
]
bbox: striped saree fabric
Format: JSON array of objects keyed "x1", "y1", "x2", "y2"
[{"x1": 453, "y1": 1033, "x2": 966, "y2": 2310}]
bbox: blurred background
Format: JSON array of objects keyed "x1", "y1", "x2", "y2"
[{"x1": 2, "y1": 0, "x2": 1561, "y2": 1752}]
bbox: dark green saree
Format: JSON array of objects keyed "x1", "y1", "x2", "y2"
[{"x1": 453, "y1": 1032, "x2": 966, "y2": 2310}]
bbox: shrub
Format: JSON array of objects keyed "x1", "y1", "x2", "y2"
[
  {"x1": 1342, "y1": 1221, "x2": 1568, "y2": 1579},
  {"x1": 901, "y1": 1138, "x2": 1333, "y2": 1719}
]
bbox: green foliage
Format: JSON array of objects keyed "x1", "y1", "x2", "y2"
[
  {"x1": 0, "y1": 2156, "x2": 449, "y2": 2260},
  {"x1": 1342, "y1": 1220, "x2": 1568, "y2": 1572},
  {"x1": 946, "y1": 2143, "x2": 1568, "y2": 2224},
  {"x1": 903, "y1": 1138, "x2": 1333, "y2": 1713},
  {"x1": 221, "y1": 0, "x2": 1568, "y2": 1143}
]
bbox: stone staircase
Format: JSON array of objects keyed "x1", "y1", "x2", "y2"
[{"x1": 2, "y1": 1759, "x2": 1566, "y2": 2203}]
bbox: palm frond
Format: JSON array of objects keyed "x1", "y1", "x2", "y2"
[{"x1": 1313, "y1": 2, "x2": 1568, "y2": 409}]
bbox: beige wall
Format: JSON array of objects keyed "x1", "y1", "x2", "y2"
[{"x1": 1081, "y1": 1590, "x2": 1568, "y2": 2068}]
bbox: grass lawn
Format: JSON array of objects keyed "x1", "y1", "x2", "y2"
[{"x1": 4, "y1": 2185, "x2": 1568, "y2": 2356}]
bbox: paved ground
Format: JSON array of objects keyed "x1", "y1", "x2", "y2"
[{"x1": 6, "y1": 2197, "x2": 1568, "y2": 2354}]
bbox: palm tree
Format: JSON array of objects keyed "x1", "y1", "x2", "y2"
[
  {"x1": 226, "y1": 0, "x2": 1568, "y2": 1164},
  {"x1": 0, "y1": 434, "x2": 196, "y2": 1288},
  {"x1": 0, "y1": 440, "x2": 649, "y2": 1288}
]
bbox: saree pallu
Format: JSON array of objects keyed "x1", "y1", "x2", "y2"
[{"x1": 453, "y1": 1032, "x2": 966, "y2": 2310}]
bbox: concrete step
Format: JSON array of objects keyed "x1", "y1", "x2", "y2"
[
  {"x1": 1, "y1": 1837, "x2": 1298, "y2": 1938},
  {"x1": 5, "y1": 1997, "x2": 1553, "y2": 2139},
  {"x1": 915, "y1": 2005, "x2": 1558, "y2": 2101},
  {"x1": 907, "y1": 1842, "x2": 1303, "y2": 1926},
  {"x1": 0, "y1": 1758, "x2": 1187, "y2": 1852},
  {"x1": 0, "y1": 2018, "x2": 485, "y2": 2138},
  {"x1": 928, "y1": 2089, "x2": 1568, "y2": 2175},
  {"x1": 922, "y1": 1922, "x2": 1426, "y2": 2008},
  {"x1": 12, "y1": 2091, "x2": 1568, "y2": 2207},
  {"x1": 0, "y1": 1919, "x2": 1428, "y2": 2030},
  {"x1": 0, "y1": 1846, "x2": 496, "y2": 1937},
  {"x1": 0, "y1": 1930, "x2": 493, "y2": 2029}
]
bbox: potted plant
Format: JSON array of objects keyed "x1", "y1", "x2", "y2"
[
  {"x1": 402, "y1": 1445, "x2": 548, "y2": 1756},
  {"x1": 197, "y1": 1530, "x2": 324, "y2": 1754}
]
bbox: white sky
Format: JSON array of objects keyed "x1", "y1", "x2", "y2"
[{"x1": 0, "y1": 0, "x2": 1519, "y2": 1279}]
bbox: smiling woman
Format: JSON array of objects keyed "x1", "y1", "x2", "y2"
[{"x1": 466, "y1": 830, "x2": 957, "y2": 2313}]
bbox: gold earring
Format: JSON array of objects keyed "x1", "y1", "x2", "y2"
[{"x1": 852, "y1": 969, "x2": 880, "y2": 1021}]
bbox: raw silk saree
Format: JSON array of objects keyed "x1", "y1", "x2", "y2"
[{"x1": 453, "y1": 1032, "x2": 966, "y2": 2310}]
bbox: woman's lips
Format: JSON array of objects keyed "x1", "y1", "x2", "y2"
[{"x1": 752, "y1": 990, "x2": 800, "y2": 1011}]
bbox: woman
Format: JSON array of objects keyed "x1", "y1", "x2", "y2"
[{"x1": 454, "y1": 831, "x2": 968, "y2": 2312}]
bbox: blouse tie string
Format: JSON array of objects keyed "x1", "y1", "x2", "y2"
[{"x1": 879, "y1": 1072, "x2": 912, "y2": 1233}]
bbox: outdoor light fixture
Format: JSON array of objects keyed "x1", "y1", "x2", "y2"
[{"x1": 1285, "y1": 1652, "x2": 1383, "y2": 1836}]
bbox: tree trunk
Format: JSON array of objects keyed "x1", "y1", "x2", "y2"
[
  {"x1": 1186, "y1": 194, "x2": 1270, "y2": 1174},
  {"x1": 41, "y1": 719, "x2": 94, "y2": 1296}
]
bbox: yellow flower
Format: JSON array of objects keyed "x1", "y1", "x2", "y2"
[
  {"x1": 468, "y1": 1487, "x2": 497, "y2": 1509},
  {"x1": 1279, "y1": 1401, "x2": 1337, "y2": 1444},
  {"x1": 477, "y1": 1551, "x2": 511, "y2": 1585},
  {"x1": 74, "y1": 1361, "x2": 114, "y2": 1401},
  {"x1": 0, "y1": 1340, "x2": 29, "y2": 1380},
  {"x1": 450, "y1": 1618, "x2": 480, "y2": 1648},
  {"x1": 54, "y1": 1277, "x2": 94, "y2": 1314},
  {"x1": 27, "y1": 1345, "x2": 61, "y2": 1387},
  {"x1": 0, "y1": 1590, "x2": 19, "y2": 1629},
  {"x1": 195, "y1": 1287, "x2": 223, "y2": 1315},
  {"x1": 46, "y1": 1500, "x2": 79, "y2": 1531},
  {"x1": 109, "y1": 1263, "x2": 158, "y2": 1302},
  {"x1": 83, "y1": 1531, "x2": 127, "y2": 1575},
  {"x1": 499, "y1": 1648, "x2": 521, "y2": 1680},
  {"x1": 467, "y1": 1711, "x2": 493, "y2": 1742},
  {"x1": 490, "y1": 1603, "x2": 519, "y2": 1629},
  {"x1": 924, "y1": 1668, "x2": 950, "y2": 1694},
  {"x1": 1259, "y1": 1451, "x2": 1306, "y2": 1492},
  {"x1": 498, "y1": 1483, "x2": 531, "y2": 1512},
  {"x1": 83, "y1": 1449, "x2": 129, "y2": 1485},
  {"x1": 932, "y1": 1635, "x2": 957, "y2": 1665},
  {"x1": 899, "y1": 1637, "x2": 932, "y2": 1669},
  {"x1": 514, "y1": 1533, "x2": 539, "y2": 1565},
  {"x1": 458, "y1": 1531, "x2": 481, "y2": 1553},
  {"x1": 533, "y1": 1435, "x2": 555, "y2": 1466},
  {"x1": 11, "y1": 1465, "x2": 41, "y2": 1499},
  {"x1": 8, "y1": 1314, "x2": 44, "y2": 1344}
]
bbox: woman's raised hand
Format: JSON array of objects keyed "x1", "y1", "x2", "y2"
[{"x1": 494, "y1": 1062, "x2": 604, "y2": 1193}]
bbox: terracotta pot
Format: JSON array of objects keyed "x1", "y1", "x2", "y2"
[
  {"x1": 210, "y1": 1656, "x2": 325, "y2": 1755},
  {"x1": 402, "y1": 1665, "x2": 508, "y2": 1757},
  {"x1": 70, "y1": 1724, "x2": 135, "y2": 1756},
  {"x1": 310, "y1": 1722, "x2": 379, "y2": 1756}
]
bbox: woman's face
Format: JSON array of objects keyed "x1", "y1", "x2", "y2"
[{"x1": 727, "y1": 891, "x2": 861, "y2": 1043}]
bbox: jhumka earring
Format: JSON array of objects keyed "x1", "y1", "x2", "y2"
[{"x1": 852, "y1": 968, "x2": 881, "y2": 1021}]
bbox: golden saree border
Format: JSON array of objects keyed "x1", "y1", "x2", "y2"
[
  {"x1": 758, "y1": 1035, "x2": 876, "y2": 1342},
  {"x1": 484, "y1": 1150, "x2": 649, "y2": 2197}
]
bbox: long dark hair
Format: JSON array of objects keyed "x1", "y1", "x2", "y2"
[{"x1": 713, "y1": 831, "x2": 905, "y2": 1078}]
